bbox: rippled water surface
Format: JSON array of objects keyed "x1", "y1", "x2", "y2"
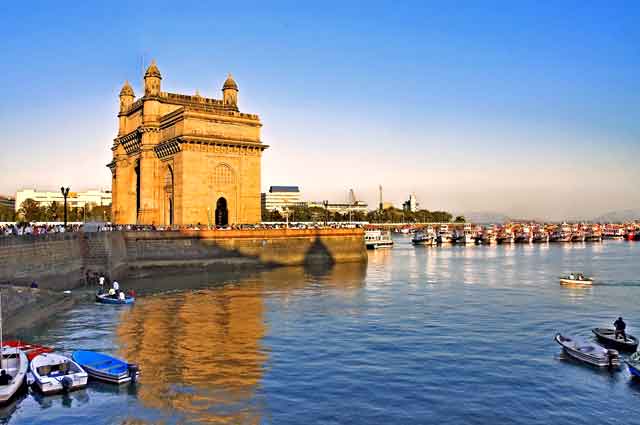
[{"x1": 3, "y1": 239, "x2": 640, "y2": 424}]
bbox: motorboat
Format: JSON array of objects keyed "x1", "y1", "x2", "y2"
[
  {"x1": 364, "y1": 230, "x2": 394, "y2": 249},
  {"x1": 411, "y1": 232, "x2": 434, "y2": 246},
  {"x1": 555, "y1": 333, "x2": 620, "y2": 368},
  {"x1": 72, "y1": 351, "x2": 139, "y2": 384},
  {"x1": 29, "y1": 353, "x2": 88, "y2": 394},
  {"x1": 592, "y1": 328, "x2": 639, "y2": 352},
  {"x1": 532, "y1": 232, "x2": 549, "y2": 243},
  {"x1": 96, "y1": 292, "x2": 135, "y2": 305},
  {"x1": 560, "y1": 274, "x2": 593, "y2": 286},
  {"x1": 0, "y1": 347, "x2": 28, "y2": 404},
  {"x1": 626, "y1": 352, "x2": 640, "y2": 378},
  {"x1": 3, "y1": 340, "x2": 53, "y2": 361}
]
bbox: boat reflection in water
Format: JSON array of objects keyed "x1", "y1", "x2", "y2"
[{"x1": 115, "y1": 262, "x2": 366, "y2": 424}]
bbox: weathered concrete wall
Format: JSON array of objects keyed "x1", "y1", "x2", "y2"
[
  {"x1": 0, "y1": 229, "x2": 366, "y2": 289},
  {"x1": 0, "y1": 286, "x2": 77, "y2": 337}
]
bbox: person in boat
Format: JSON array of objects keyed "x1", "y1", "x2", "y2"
[
  {"x1": 568, "y1": 273, "x2": 575, "y2": 280},
  {"x1": 108, "y1": 288, "x2": 117, "y2": 298},
  {"x1": 0, "y1": 370, "x2": 11, "y2": 385},
  {"x1": 614, "y1": 317, "x2": 628, "y2": 341},
  {"x1": 30, "y1": 280, "x2": 38, "y2": 288},
  {"x1": 98, "y1": 274, "x2": 105, "y2": 294},
  {"x1": 113, "y1": 280, "x2": 120, "y2": 292},
  {"x1": 118, "y1": 291, "x2": 126, "y2": 301}
]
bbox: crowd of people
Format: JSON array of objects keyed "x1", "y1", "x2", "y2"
[
  {"x1": 0, "y1": 221, "x2": 362, "y2": 238},
  {"x1": 0, "y1": 223, "x2": 83, "y2": 237}
]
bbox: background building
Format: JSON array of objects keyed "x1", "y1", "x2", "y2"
[
  {"x1": 261, "y1": 186, "x2": 303, "y2": 212},
  {"x1": 14, "y1": 189, "x2": 112, "y2": 211},
  {"x1": 0, "y1": 195, "x2": 15, "y2": 210},
  {"x1": 403, "y1": 193, "x2": 418, "y2": 212},
  {"x1": 110, "y1": 61, "x2": 267, "y2": 226},
  {"x1": 307, "y1": 201, "x2": 368, "y2": 215}
]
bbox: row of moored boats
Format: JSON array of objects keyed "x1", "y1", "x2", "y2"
[{"x1": 1, "y1": 341, "x2": 139, "y2": 404}]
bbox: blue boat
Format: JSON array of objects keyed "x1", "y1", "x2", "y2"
[
  {"x1": 71, "y1": 351, "x2": 139, "y2": 384},
  {"x1": 626, "y1": 352, "x2": 640, "y2": 378},
  {"x1": 96, "y1": 293, "x2": 135, "y2": 305}
]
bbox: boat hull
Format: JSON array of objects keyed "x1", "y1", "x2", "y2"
[
  {"x1": 592, "y1": 328, "x2": 639, "y2": 352},
  {"x1": 366, "y1": 241, "x2": 394, "y2": 249},
  {"x1": 560, "y1": 278, "x2": 592, "y2": 286},
  {"x1": 72, "y1": 351, "x2": 138, "y2": 385},
  {"x1": 0, "y1": 349, "x2": 28, "y2": 404},
  {"x1": 627, "y1": 353, "x2": 640, "y2": 378},
  {"x1": 30, "y1": 353, "x2": 88, "y2": 395},
  {"x1": 96, "y1": 293, "x2": 135, "y2": 305},
  {"x1": 555, "y1": 334, "x2": 619, "y2": 368}
]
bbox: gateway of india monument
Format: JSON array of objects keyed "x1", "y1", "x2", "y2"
[{"x1": 108, "y1": 61, "x2": 267, "y2": 226}]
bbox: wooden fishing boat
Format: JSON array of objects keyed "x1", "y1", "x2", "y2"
[
  {"x1": 29, "y1": 353, "x2": 88, "y2": 394},
  {"x1": 72, "y1": 351, "x2": 139, "y2": 384},
  {"x1": 555, "y1": 333, "x2": 620, "y2": 368},
  {"x1": 592, "y1": 328, "x2": 639, "y2": 352},
  {"x1": 626, "y1": 352, "x2": 640, "y2": 378},
  {"x1": 0, "y1": 347, "x2": 28, "y2": 404},
  {"x1": 3, "y1": 341, "x2": 53, "y2": 361},
  {"x1": 96, "y1": 292, "x2": 135, "y2": 305}
]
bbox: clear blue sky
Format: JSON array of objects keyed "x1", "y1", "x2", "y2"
[{"x1": 1, "y1": 1, "x2": 638, "y2": 219}]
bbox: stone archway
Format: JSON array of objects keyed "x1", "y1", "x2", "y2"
[
  {"x1": 215, "y1": 197, "x2": 228, "y2": 226},
  {"x1": 134, "y1": 159, "x2": 141, "y2": 220},
  {"x1": 164, "y1": 166, "x2": 174, "y2": 225}
]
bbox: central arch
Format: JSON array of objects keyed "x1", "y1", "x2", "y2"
[
  {"x1": 164, "y1": 166, "x2": 174, "y2": 225},
  {"x1": 215, "y1": 197, "x2": 228, "y2": 226}
]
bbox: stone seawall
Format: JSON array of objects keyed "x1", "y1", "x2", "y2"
[{"x1": 0, "y1": 229, "x2": 366, "y2": 289}]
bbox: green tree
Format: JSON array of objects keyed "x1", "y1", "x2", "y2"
[
  {"x1": 44, "y1": 201, "x2": 63, "y2": 221},
  {"x1": 454, "y1": 215, "x2": 466, "y2": 223},
  {"x1": 0, "y1": 205, "x2": 15, "y2": 221},
  {"x1": 18, "y1": 199, "x2": 43, "y2": 222},
  {"x1": 89, "y1": 205, "x2": 111, "y2": 222}
]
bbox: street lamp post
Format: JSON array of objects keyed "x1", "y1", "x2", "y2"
[
  {"x1": 60, "y1": 187, "x2": 70, "y2": 227},
  {"x1": 323, "y1": 200, "x2": 329, "y2": 226}
]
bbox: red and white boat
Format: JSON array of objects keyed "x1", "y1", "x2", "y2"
[{"x1": 3, "y1": 341, "x2": 53, "y2": 361}]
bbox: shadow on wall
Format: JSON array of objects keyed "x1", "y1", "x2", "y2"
[{"x1": 303, "y1": 237, "x2": 336, "y2": 278}]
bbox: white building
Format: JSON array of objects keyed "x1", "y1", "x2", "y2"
[
  {"x1": 15, "y1": 189, "x2": 112, "y2": 211},
  {"x1": 403, "y1": 193, "x2": 418, "y2": 212},
  {"x1": 261, "y1": 186, "x2": 303, "y2": 212},
  {"x1": 308, "y1": 201, "x2": 369, "y2": 215}
]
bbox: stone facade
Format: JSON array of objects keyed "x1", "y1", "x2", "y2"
[{"x1": 109, "y1": 61, "x2": 268, "y2": 225}]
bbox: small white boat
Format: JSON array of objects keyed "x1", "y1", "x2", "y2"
[
  {"x1": 365, "y1": 230, "x2": 394, "y2": 249},
  {"x1": 29, "y1": 353, "x2": 88, "y2": 394},
  {"x1": 0, "y1": 347, "x2": 28, "y2": 404},
  {"x1": 560, "y1": 274, "x2": 593, "y2": 286},
  {"x1": 555, "y1": 333, "x2": 619, "y2": 368}
]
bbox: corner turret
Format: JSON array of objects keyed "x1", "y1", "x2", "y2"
[
  {"x1": 144, "y1": 60, "x2": 162, "y2": 96},
  {"x1": 222, "y1": 73, "x2": 238, "y2": 107},
  {"x1": 119, "y1": 80, "x2": 135, "y2": 112}
]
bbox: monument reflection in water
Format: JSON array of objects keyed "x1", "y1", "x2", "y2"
[{"x1": 115, "y1": 263, "x2": 367, "y2": 424}]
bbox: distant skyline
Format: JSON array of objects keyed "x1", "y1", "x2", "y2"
[{"x1": 1, "y1": 1, "x2": 638, "y2": 221}]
